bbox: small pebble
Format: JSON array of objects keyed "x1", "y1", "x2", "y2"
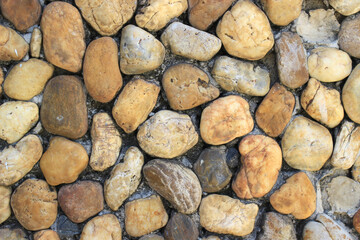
[
  {"x1": 30, "y1": 28, "x2": 42, "y2": 58},
  {"x1": 339, "y1": 14, "x2": 360, "y2": 58}
]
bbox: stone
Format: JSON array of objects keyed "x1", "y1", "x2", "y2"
[
  {"x1": 0, "y1": 186, "x2": 11, "y2": 224},
  {"x1": 41, "y1": 75, "x2": 88, "y2": 139},
  {"x1": 75, "y1": 0, "x2": 136, "y2": 36},
  {"x1": 259, "y1": 212, "x2": 296, "y2": 240},
  {"x1": 90, "y1": 113, "x2": 122, "y2": 171},
  {"x1": 343, "y1": 64, "x2": 360, "y2": 124},
  {"x1": 0, "y1": 68, "x2": 3, "y2": 95},
  {"x1": 162, "y1": 63, "x2": 220, "y2": 110},
  {"x1": 30, "y1": 28, "x2": 41, "y2": 58},
  {"x1": 301, "y1": 78, "x2": 344, "y2": 128},
  {"x1": 203, "y1": 237, "x2": 221, "y2": 240},
  {"x1": 58, "y1": 181, "x2": 104, "y2": 223},
  {"x1": 0, "y1": 135, "x2": 42, "y2": 186},
  {"x1": 40, "y1": 137, "x2": 89, "y2": 186},
  {"x1": 329, "y1": 0, "x2": 360, "y2": 16},
  {"x1": 199, "y1": 194, "x2": 258, "y2": 236},
  {"x1": 281, "y1": 116, "x2": 333, "y2": 171},
  {"x1": 143, "y1": 159, "x2": 202, "y2": 214},
  {"x1": 0, "y1": 25, "x2": 29, "y2": 61},
  {"x1": 200, "y1": 95, "x2": 253, "y2": 145},
  {"x1": 216, "y1": 0, "x2": 274, "y2": 60},
  {"x1": 104, "y1": 147, "x2": 144, "y2": 211},
  {"x1": 316, "y1": 214, "x2": 354, "y2": 240},
  {"x1": 0, "y1": 101, "x2": 39, "y2": 144},
  {"x1": 0, "y1": 229, "x2": 27, "y2": 240},
  {"x1": 193, "y1": 147, "x2": 232, "y2": 193},
  {"x1": 354, "y1": 209, "x2": 360, "y2": 234},
  {"x1": 164, "y1": 212, "x2": 199, "y2": 240},
  {"x1": 140, "y1": 235, "x2": 164, "y2": 240},
  {"x1": 261, "y1": 0, "x2": 302, "y2": 26},
  {"x1": 275, "y1": 32, "x2": 308, "y2": 89},
  {"x1": 4, "y1": 59, "x2": 54, "y2": 100},
  {"x1": 136, "y1": 0, "x2": 188, "y2": 31},
  {"x1": 353, "y1": 157, "x2": 360, "y2": 182},
  {"x1": 232, "y1": 135, "x2": 282, "y2": 199},
  {"x1": 161, "y1": 22, "x2": 221, "y2": 61},
  {"x1": 41, "y1": 2, "x2": 85, "y2": 72},
  {"x1": 0, "y1": 0, "x2": 41, "y2": 31},
  {"x1": 113, "y1": 78, "x2": 160, "y2": 133},
  {"x1": 11, "y1": 179, "x2": 58, "y2": 231},
  {"x1": 270, "y1": 172, "x2": 316, "y2": 219},
  {"x1": 188, "y1": 0, "x2": 234, "y2": 30},
  {"x1": 125, "y1": 195, "x2": 168, "y2": 237},
  {"x1": 120, "y1": 25, "x2": 165, "y2": 75},
  {"x1": 211, "y1": 56, "x2": 270, "y2": 96},
  {"x1": 80, "y1": 214, "x2": 122, "y2": 240},
  {"x1": 137, "y1": 110, "x2": 198, "y2": 158},
  {"x1": 303, "y1": 221, "x2": 331, "y2": 240},
  {"x1": 34, "y1": 230, "x2": 60, "y2": 240},
  {"x1": 339, "y1": 15, "x2": 360, "y2": 58},
  {"x1": 255, "y1": 83, "x2": 295, "y2": 137}
]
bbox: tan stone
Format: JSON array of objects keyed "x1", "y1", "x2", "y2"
[
  {"x1": 0, "y1": 25, "x2": 29, "y2": 61},
  {"x1": 216, "y1": 0, "x2": 274, "y2": 60},
  {"x1": 200, "y1": 95, "x2": 253, "y2": 145},
  {"x1": 113, "y1": 78, "x2": 160, "y2": 133},
  {"x1": 199, "y1": 194, "x2": 258, "y2": 236},
  {"x1": 0, "y1": 186, "x2": 11, "y2": 224},
  {"x1": 162, "y1": 64, "x2": 219, "y2": 110},
  {"x1": 329, "y1": 0, "x2": 360, "y2": 16},
  {"x1": 0, "y1": 135, "x2": 42, "y2": 186},
  {"x1": 343, "y1": 64, "x2": 360, "y2": 124},
  {"x1": 339, "y1": 15, "x2": 360, "y2": 58},
  {"x1": 125, "y1": 195, "x2": 168, "y2": 237},
  {"x1": 270, "y1": 172, "x2": 316, "y2": 219},
  {"x1": 261, "y1": 0, "x2": 302, "y2": 26},
  {"x1": 259, "y1": 212, "x2": 296, "y2": 240},
  {"x1": 34, "y1": 230, "x2": 60, "y2": 240},
  {"x1": 0, "y1": 229, "x2": 27, "y2": 240},
  {"x1": 30, "y1": 28, "x2": 42, "y2": 58},
  {"x1": 80, "y1": 214, "x2": 122, "y2": 240}
]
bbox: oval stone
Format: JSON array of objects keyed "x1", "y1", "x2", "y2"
[
  {"x1": 261, "y1": 0, "x2": 302, "y2": 26},
  {"x1": 80, "y1": 214, "x2": 122, "y2": 240},
  {"x1": 343, "y1": 64, "x2": 360, "y2": 124}
]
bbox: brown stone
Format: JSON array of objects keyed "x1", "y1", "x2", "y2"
[
  {"x1": 162, "y1": 64, "x2": 219, "y2": 110},
  {"x1": 261, "y1": 0, "x2": 302, "y2": 26},
  {"x1": 0, "y1": 25, "x2": 29, "y2": 61},
  {"x1": 164, "y1": 212, "x2": 199, "y2": 240},
  {"x1": 343, "y1": 63, "x2": 360, "y2": 124},
  {"x1": 259, "y1": 212, "x2": 296, "y2": 240},
  {"x1": 80, "y1": 214, "x2": 122, "y2": 240},
  {"x1": 354, "y1": 209, "x2": 360, "y2": 234},
  {"x1": 0, "y1": 229, "x2": 27, "y2": 240},
  {"x1": 41, "y1": 75, "x2": 88, "y2": 139},
  {"x1": 30, "y1": 28, "x2": 41, "y2": 58},
  {"x1": 140, "y1": 235, "x2": 164, "y2": 240},
  {"x1": 339, "y1": 15, "x2": 360, "y2": 58},
  {"x1": 34, "y1": 230, "x2": 60, "y2": 240},
  {"x1": 0, "y1": 186, "x2": 11, "y2": 224}
]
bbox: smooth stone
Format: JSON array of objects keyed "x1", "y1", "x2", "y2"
[
  {"x1": 0, "y1": 25, "x2": 29, "y2": 61},
  {"x1": 211, "y1": 56, "x2": 270, "y2": 96},
  {"x1": 40, "y1": 137, "x2": 89, "y2": 186},
  {"x1": 164, "y1": 212, "x2": 199, "y2": 240},
  {"x1": 261, "y1": 0, "x2": 302, "y2": 26},
  {"x1": 41, "y1": 2, "x2": 85, "y2": 72},
  {"x1": 41, "y1": 75, "x2": 88, "y2": 139},
  {"x1": 200, "y1": 95, "x2": 253, "y2": 145},
  {"x1": 113, "y1": 78, "x2": 160, "y2": 133},
  {"x1": 30, "y1": 27, "x2": 41, "y2": 58},
  {"x1": 4, "y1": 59, "x2": 54, "y2": 100},
  {"x1": 11, "y1": 179, "x2": 58, "y2": 231},
  {"x1": 143, "y1": 159, "x2": 202, "y2": 214},
  {"x1": 270, "y1": 172, "x2": 316, "y2": 219},
  {"x1": 104, "y1": 147, "x2": 144, "y2": 211},
  {"x1": 354, "y1": 209, "x2": 360, "y2": 234},
  {"x1": 90, "y1": 113, "x2": 122, "y2": 171},
  {"x1": 343, "y1": 64, "x2": 360, "y2": 124},
  {"x1": 140, "y1": 234, "x2": 164, "y2": 240},
  {"x1": 339, "y1": 15, "x2": 360, "y2": 58},
  {"x1": 137, "y1": 110, "x2": 198, "y2": 158},
  {"x1": 0, "y1": 135, "x2": 42, "y2": 186},
  {"x1": 83, "y1": 37, "x2": 123, "y2": 103},
  {"x1": 80, "y1": 214, "x2": 122, "y2": 240},
  {"x1": 329, "y1": 0, "x2": 360, "y2": 16},
  {"x1": 120, "y1": 25, "x2": 165, "y2": 75},
  {"x1": 0, "y1": 186, "x2": 11, "y2": 224},
  {"x1": 232, "y1": 135, "x2": 282, "y2": 199},
  {"x1": 216, "y1": 0, "x2": 274, "y2": 60},
  {"x1": 316, "y1": 214, "x2": 354, "y2": 240},
  {"x1": 58, "y1": 181, "x2": 104, "y2": 223},
  {"x1": 125, "y1": 195, "x2": 168, "y2": 237},
  {"x1": 199, "y1": 194, "x2": 258, "y2": 236},
  {"x1": 34, "y1": 230, "x2": 60, "y2": 240},
  {"x1": 162, "y1": 63, "x2": 219, "y2": 110},
  {"x1": 226, "y1": 147, "x2": 239, "y2": 169},
  {"x1": 303, "y1": 221, "x2": 332, "y2": 240},
  {"x1": 258, "y1": 212, "x2": 296, "y2": 240},
  {"x1": 161, "y1": 22, "x2": 221, "y2": 61},
  {"x1": 0, "y1": 101, "x2": 39, "y2": 144},
  {"x1": 0, "y1": 229, "x2": 27, "y2": 240}
]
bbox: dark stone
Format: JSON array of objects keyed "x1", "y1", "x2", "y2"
[
  {"x1": 164, "y1": 212, "x2": 199, "y2": 240},
  {"x1": 226, "y1": 147, "x2": 239, "y2": 169}
]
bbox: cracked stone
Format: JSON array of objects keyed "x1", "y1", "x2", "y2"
[{"x1": 329, "y1": 0, "x2": 360, "y2": 16}]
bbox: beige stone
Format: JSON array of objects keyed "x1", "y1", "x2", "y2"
[
  {"x1": 316, "y1": 214, "x2": 354, "y2": 240},
  {"x1": 0, "y1": 186, "x2": 11, "y2": 224},
  {"x1": 343, "y1": 64, "x2": 360, "y2": 124},
  {"x1": 0, "y1": 25, "x2": 29, "y2": 61},
  {"x1": 80, "y1": 214, "x2": 122, "y2": 240},
  {"x1": 0, "y1": 229, "x2": 27, "y2": 240},
  {"x1": 339, "y1": 15, "x2": 360, "y2": 58},
  {"x1": 30, "y1": 28, "x2": 42, "y2": 58},
  {"x1": 261, "y1": 0, "x2": 302, "y2": 26},
  {"x1": 259, "y1": 212, "x2": 296, "y2": 240},
  {"x1": 329, "y1": 0, "x2": 360, "y2": 16},
  {"x1": 303, "y1": 221, "x2": 332, "y2": 240},
  {"x1": 34, "y1": 230, "x2": 60, "y2": 240}
]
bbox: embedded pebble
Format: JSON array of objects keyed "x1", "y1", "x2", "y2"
[
  {"x1": 0, "y1": 186, "x2": 11, "y2": 224},
  {"x1": 261, "y1": 0, "x2": 302, "y2": 26},
  {"x1": 34, "y1": 230, "x2": 60, "y2": 240},
  {"x1": 329, "y1": 0, "x2": 360, "y2": 16},
  {"x1": 164, "y1": 212, "x2": 199, "y2": 240},
  {"x1": 339, "y1": 14, "x2": 360, "y2": 58},
  {"x1": 30, "y1": 28, "x2": 42, "y2": 58},
  {"x1": 354, "y1": 209, "x2": 360, "y2": 234},
  {"x1": 0, "y1": 25, "x2": 29, "y2": 61},
  {"x1": 343, "y1": 64, "x2": 360, "y2": 124},
  {"x1": 258, "y1": 212, "x2": 296, "y2": 240},
  {"x1": 0, "y1": 229, "x2": 27, "y2": 240},
  {"x1": 80, "y1": 214, "x2": 122, "y2": 240}
]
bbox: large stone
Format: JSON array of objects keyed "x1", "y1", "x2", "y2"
[
  {"x1": 199, "y1": 194, "x2": 258, "y2": 236},
  {"x1": 164, "y1": 212, "x2": 199, "y2": 240},
  {"x1": 104, "y1": 147, "x2": 144, "y2": 211},
  {"x1": 329, "y1": 0, "x2": 360, "y2": 16},
  {"x1": 80, "y1": 214, "x2": 122, "y2": 240},
  {"x1": 200, "y1": 95, "x2": 253, "y2": 145},
  {"x1": 162, "y1": 63, "x2": 219, "y2": 110},
  {"x1": 41, "y1": 75, "x2": 88, "y2": 139},
  {"x1": 216, "y1": 0, "x2": 274, "y2": 60},
  {"x1": 261, "y1": 0, "x2": 302, "y2": 26},
  {"x1": 0, "y1": 186, "x2": 11, "y2": 224},
  {"x1": 0, "y1": 229, "x2": 27, "y2": 240},
  {"x1": 143, "y1": 159, "x2": 202, "y2": 214},
  {"x1": 339, "y1": 15, "x2": 360, "y2": 58},
  {"x1": 30, "y1": 28, "x2": 41, "y2": 58},
  {"x1": 137, "y1": 110, "x2": 198, "y2": 158},
  {"x1": 259, "y1": 212, "x2": 296, "y2": 240},
  {"x1": 34, "y1": 230, "x2": 60, "y2": 240},
  {"x1": 11, "y1": 179, "x2": 58, "y2": 231},
  {"x1": 211, "y1": 56, "x2": 270, "y2": 96},
  {"x1": 0, "y1": 25, "x2": 29, "y2": 61},
  {"x1": 41, "y1": 2, "x2": 85, "y2": 72},
  {"x1": 343, "y1": 64, "x2": 360, "y2": 124}
]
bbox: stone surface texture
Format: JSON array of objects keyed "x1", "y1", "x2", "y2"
[
  {"x1": 259, "y1": 212, "x2": 297, "y2": 240},
  {"x1": 34, "y1": 230, "x2": 60, "y2": 240},
  {"x1": 261, "y1": 0, "x2": 302, "y2": 26},
  {"x1": 80, "y1": 214, "x2": 122, "y2": 240},
  {"x1": 339, "y1": 15, "x2": 360, "y2": 58},
  {"x1": 30, "y1": 27, "x2": 41, "y2": 58},
  {"x1": 0, "y1": 25, "x2": 29, "y2": 61},
  {"x1": 164, "y1": 212, "x2": 199, "y2": 240},
  {"x1": 343, "y1": 63, "x2": 360, "y2": 124},
  {"x1": 329, "y1": 0, "x2": 360, "y2": 16},
  {"x1": 0, "y1": 186, "x2": 11, "y2": 224}
]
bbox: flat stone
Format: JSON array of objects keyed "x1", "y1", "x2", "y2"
[
  {"x1": 329, "y1": 0, "x2": 360, "y2": 16},
  {"x1": 34, "y1": 230, "x2": 60, "y2": 240},
  {"x1": 30, "y1": 28, "x2": 41, "y2": 58},
  {"x1": 139, "y1": 235, "x2": 164, "y2": 240},
  {"x1": 339, "y1": 15, "x2": 360, "y2": 58},
  {"x1": 40, "y1": 137, "x2": 89, "y2": 186},
  {"x1": 4, "y1": 59, "x2": 54, "y2": 100},
  {"x1": 354, "y1": 208, "x2": 360, "y2": 234},
  {"x1": 211, "y1": 56, "x2": 270, "y2": 96},
  {"x1": 164, "y1": 212, "x2": 199, "y2": 240},
  {"x1": 80, "y1": 214, "x2": 122, "y2": 240},
  {"x1": 161, "y1": 22, "x2": 221, "y2": 61},
  {"x1": 125, "y1": 195, "x2": 168, "y2": 237},
  {"x1": 163, "y1": 63, "x2": 219, "y2": 110},
  {"x1": 143, "y1": 159, "x2": 202, "y2": 214},
  {"x1": 0, "y1": 25, "x2": 29, "y2": 61},
  {"x1": 270, "y1": 172, "x2": 316, "y2": 219},
  {"x1": 83, "y1": 37, "x2": 123, "y2": 103},
  {"x1": 0, "y1": 229, "x2": 27, "y2": 240},
  {"x1": 0, "y1": 134, "x2": 42, "y2": 186},
  {"x1": 104, "y1": 147, "x2": 144, "y2": 211},
  {"x1": 41, "y1": 75, "x2": 88, "y2": 139},
  {"x1": 113, "y1": 78, "x2": 160, "y2": 133},
  {"x1": 216, "y1": 0, "x2": 274, "y2": 60},
  {"x1": 11, "y1": 179, "x2": 58, "y2": 231},
  {"x1": 258, "y1": 212, "x2": 296, "y2": 240},
  {"x1": 232, "y1": 135, "x2": 282, "y2": 199},
  {"x1": 261, "y1": 0, "x2": 302, "y2": 26},
  {"x1": 343, "y1": 64, "x2": 360, "y2": 124},
  {"x1": 0, "y1": 186, "x2": 11, "y2": 224},
  {"x1": 199, "y1": 194, "x2": 258, "y2": 236},
  {"x1": 90, "y1": 113, "x2": 122, "y2": 171},
  {"x1": 41, "y1": 2, "x2": 85, "y2": 72},
  {"x1": 200, "y1": 95, "x2": 253, "y2": 145}
]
